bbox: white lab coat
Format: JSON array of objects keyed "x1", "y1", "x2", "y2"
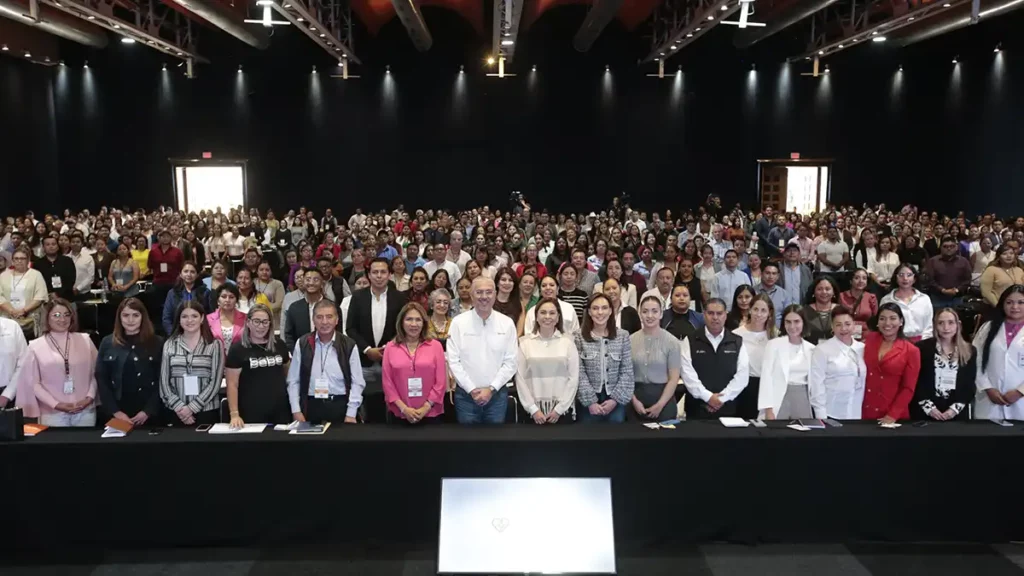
[
  {"x1": 757, "y1": 336, "x2": 816, "y2": 417},
  {"x1": 972, "y1": 321, "x2": 1024, "y2": 420},
  {"x1": 808, "y1": 337, "x2": 866, "y2": 419}
]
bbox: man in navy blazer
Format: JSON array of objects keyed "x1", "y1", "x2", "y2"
[{"x1": 346, "y1": 258, "x2": 408, "y2": 422}]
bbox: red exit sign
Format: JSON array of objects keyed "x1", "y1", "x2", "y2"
[
  {"x1": 202, "y1": 151, "x2": 213, "y2": 159},
  {"x1": 790, "y1": 152, "x2": 800, "y2": 159}
]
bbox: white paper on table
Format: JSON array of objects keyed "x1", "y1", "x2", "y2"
[
  {"x1": 786, "y1": 424, "x2": 811, "y2": 432},
  {"x1": 273, "y1": 421, "x2": 301, "y2": 431},
  {"x1": 642, "y1": 423, "x2": 660, "y2": 430},
  {"x1": 207, "y1": 423, "x2": 267, "y2": 434},
  {"x1": 101, "y1": 427, "x2": 127, "y2": 438},
  {"x1": 719, "y1": 417, "x2": 750, "y2": 428}
]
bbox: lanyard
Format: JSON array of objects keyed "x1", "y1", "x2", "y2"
[
  {"x1": 316, "y1": 337, "x2": 333, "y2": 377},
  {"x1": 405, "y1": 342, "x2": 418, "y2": 374},
  {"x1": 11, "y1": 272, "x2": 26, "y2": 293},
  {"x1": 46, "y1": 333, "x2": 71, "y2": 376}
]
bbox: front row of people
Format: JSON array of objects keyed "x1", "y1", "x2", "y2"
[{"x1": 5, "y1": 281, "x2": 1024, "y2": 427}]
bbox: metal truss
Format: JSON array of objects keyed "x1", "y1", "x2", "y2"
[
  {"x1": 274, "y1": 0, "x2": 359, "y2": 64},
  {"x1": 788, "y1": 0, "x2": 972, "y2": 62},
  {"x1": 40, "y1": 0, "x2": 206, "y2": 62},
  {"x1": 644, "y1": 0, "x2": 740, "y2": 63},
  {"x1": 492, "y1": 0, "x2": 523, "y2": 63}
]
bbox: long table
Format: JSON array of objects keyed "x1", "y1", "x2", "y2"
[{"x1": 2, "y1": 421, "x2": 1021, "y2": 551}]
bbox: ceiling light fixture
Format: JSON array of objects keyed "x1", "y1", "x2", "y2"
[
  {"x1": 319, "y1": 33, "x2": 325, "y2": 38},
  {"x1": 87, "y1": 15, "x2": 95, "y2": 19},
  {"x1": 532, "y1": 65, "x2": 537, "y2": 71},
  {"x1": 838, "y1": 44, "x2": 844, "y2": 48},
  {"x1": 162, "y1": 63, "x2": 167, "y2": 70},
  {"x1": 176, "y1": 51, "x2": 183, "y2": 56},
  {"x1": 824, "y1": 64, "x2": 830, "y2": 73},
  {"x1": 501, "y1": 39, "x2": 514, "y2": 46},
  {"x1": 386, "y1": 65, "x2": 391, "y2": 74},
  {"x1": 994, "y1": 43, "x2": 1001, "y2": 52},
  {"x1": 312, "y1": 65, "x2": 317, "y2": 73},
  {"x1": 872, "y1": 30, "x2": 878, "y2": 35},
  {"x1": 297, "y1": 17, "x2": 303, "y2": 21},
  {"x1": 24, "y1": 51, "x2": 31, "y2": 58},
  {"x1": 1, "y1": 44, "x2": 8, "y2": 51},
  {"x1": 952, "y1": 56, "x2": 958, "y2": 64},
  {"x1": 659, "y1": 52, "x2": 665, "y2": 56},
  {"x1": 121, "y1": 37, "x2": 136, "y2": 44},
  {"x1": 818, "y1": 50, "x2": 824, "y2": 55},
  {"x1": 707, "y1": 15, "x2": 714, "y2": 20},
  {"x1": 83, "y1": 60, "x2": 89, "y2": 68},
  {"x1": 605, "y1": 64, "x2": 610, "y2": 72},
  {"x1": 238, "y1": 64, "x2": 243, "y2": 72},
  {"x1": 459, "y1": 64, "x2": 464, "y2": 73},
  {"x1": 943, "y1": 2, "x2": 950, "y2": 6},
  {"x1": 486, "y1": 56, "x2": 495, "y2": 65},
  {"x1": 113, "y1": 24, "x2": 120, "y2": 28},
  {"x1": 695, "y1": 26, "x2": 702, "y2": 31},
  {"x1": 872, "y1": 36, "x2": 886, "y2": 42},
  {"x1": 721, "y1": 3, "x2": 728, "y2": 9},
  {"x1": 686, "y1": 33, "x2": 693, "y2": 37}
]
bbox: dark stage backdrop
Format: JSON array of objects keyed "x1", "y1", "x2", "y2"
[{"x1": 1, "y1": 8, "x2": 1022, "y2": 218}]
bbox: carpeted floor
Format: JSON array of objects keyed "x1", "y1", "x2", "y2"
[{"x1": 4, "y1": 542, "x2": 1024, "y2": 575}]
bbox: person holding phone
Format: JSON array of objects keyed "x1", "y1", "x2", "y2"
[
  {"x1": 226, "y1": 304, "x2": 291, "y2": 427},
  {"x1": 972, "y1": 285, "x2": 1024, "y2": 421},
  {"x1": 96, "y1": 297, "x2": 165, "y2": 427},
  {"x1": 159, "y1": 300, "x2": 223, "y2": 427}
]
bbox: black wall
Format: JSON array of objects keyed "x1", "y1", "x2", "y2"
[{"x1": 2, "y1": 8, "x2": 1023, "y2": 217}]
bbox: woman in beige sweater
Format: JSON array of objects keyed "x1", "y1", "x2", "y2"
[{"x1": 980, "y1": 244, "x2": 1024, "y2": 307}]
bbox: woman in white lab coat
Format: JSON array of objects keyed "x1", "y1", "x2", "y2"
[
  {"x1": 759, "y1": 304, "x2": 816, "y2": 419},
  {"x1": 808, "y1": 305, "x2": 867, "y2": 419},
  {"x1": 973, "y1": 285, "x2": 1024, "y2": 420}
]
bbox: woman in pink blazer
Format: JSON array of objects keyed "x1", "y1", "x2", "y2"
[
  {"x1": 382, "y1": 302, "x2": 447, "y2": 425},
  {"x1": 207, "y1": 284, "x2": 247, "y2": 352}
]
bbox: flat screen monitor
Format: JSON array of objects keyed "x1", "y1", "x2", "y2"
[{"x1": 438, "y1": 477, "x2": 616, "y2": 574}]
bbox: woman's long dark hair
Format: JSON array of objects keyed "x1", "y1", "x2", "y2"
[
  {"x1": 876, "y1": 301, "x2": 907, "y2": 340},
  {"x1": 982, "y1": 284, "x2": 1024, "y2": 371},
  {"x1": 113, "y1": 297, "x2": 157, "y2": 349},
  {"x1": 170, "y1": 299, "x2": 215, "y2": 343},
  {"x1": 492, "y1": 267, "x2": 523, "y2": 323},
  {"x1": 726, "y1": 284, "x2": 758, "y2": 330}
]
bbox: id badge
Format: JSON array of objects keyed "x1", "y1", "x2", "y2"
[
  {"x1": 9, "y1": 297, "x2": 23, "y2": 308},
  {"x1": 160, "y1": 263, "x2": 169, "y2": 273},
  {"x1": 314, "y1": 377, "x2": 330, "y2": 399},
  {"x1": 183, "y1": 374, "x2": 200, "y2": 396},
  {"x1": 63, "y1": 378, "x2": 74, "y2": 395},
  {"x1": 51, "y1": 276, "x2": 63, "y2": 289},
  {"x1": 1018, "y1": 352, "x2": 1024, "y2": 369},
  {"x1": 408, "y1": 377, "x2": 423, "y2": 398}
]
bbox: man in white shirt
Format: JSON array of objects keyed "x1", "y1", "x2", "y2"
[
  {"x1": 346, "y1": 258, "x2": 408, "y2": 422},
  {"x1": 446, "y1": 277, "x2": 518, "y2": 424},
  {"x1": 680, "y1": 298, "x2": 750, "y2": 419},
  {"x1": 0, "y1": 317, "x2": 28, "y2": 408},
  {"x1": 424, "y1": 244, "x2": 461, "y2": 287},
  {"x1": 69, "y1": 235, "x2": 96, "y2": 298},
  {"x1": 712, "y1": 250, "x2": 752, "y2": 311},
  {"x1": 641, "y1": 267, "x2": 675, "y2": 310},
  {"x1": 446, "y1": 230, "x2": 472, "y2": 274}
]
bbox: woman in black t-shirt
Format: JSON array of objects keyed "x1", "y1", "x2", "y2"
[{"x1": 226, "y1": 304, "x2": 291, "y2": 426}]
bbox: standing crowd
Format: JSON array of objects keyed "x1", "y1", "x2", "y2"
[{"x1": 2, "y1": 196, "x2": 1024, "y2": 427}]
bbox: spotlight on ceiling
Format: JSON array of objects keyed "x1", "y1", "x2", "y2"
[
  {"x1": 0, "y1": 44, "x2": 8, "y2": 51},
  {"x1": 605, "y1": 64, "x2": 610, "y2": 71},
  {"x1": 686, "y1": 33, "x2": 693, "y2": 37},
  {"x1": 994, "y1": 43, "x2": 1001, "y2": 52},
  {"x1": 87, "y1": 15, "x2": 94, "y2": 19},
  {"x1": 952, "y1": 57, "x2": 958, "y2": 64},
  {"x1": 532, "y1": 65, "x2": 537, "y2": 71},
  {"x1": 943, "y1": 2, "x2": 950, "y2": 6},
  {"x1": 818, "y1": 50, "x2": 824, "y2": 55},
  {"x1": 238, "y1": 64, "x2": 243, "y2": 72},
  {"x1": 486, "y1": 56, "x2": 495, "y2": 65},
  {"x1": 83, "y1": 60, "x2": 89, "y2": 68},
  {"x1": 898, "y1": 64, "x2": 903, "y2": 71},
  {"x1": 113, "y1": 24, "x2": 120, "y2": 29},
  {"x1": 872, "y1": 36, "x2": 886, "y2": 42},
  {"x1": 707, "y1": 15, "x2": 714, "y2": 20},
  {"x1": 824, "y1": 64, "x2": 830, "y2": 73},
  {"x1": 501, "y1": 39, "x2": 514, "y2": 46},
  {"x1": 312, "y1": 65, "x2": 317, "y2": 73},
  {"x1": 459, "y1": 64, "x2": 464, "y2": 73},
  {"x1": 386, "y1": 64, "x2": 391, "y2": 74},
  {"x1": 121, "y1": 37, "x2": 135, "y2": 44},
  {"x1": 162, "y1": 63, "x2": 167, "y2": 70},
  {"x1": 24, "y1": 51, "x2": 31, "y2": 58},
  {"x1": 721, "y1": 3, "x2": 728, "y2": 9},
  {"x1": 838, "y1": 44, "x2": 844, "y2": 48}
]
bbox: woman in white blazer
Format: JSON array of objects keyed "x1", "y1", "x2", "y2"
[
  {"x1": 808, "y1": 305, "x2": 867, "y2": 419},
  {"x1": 758, "y1": 304, "x2": 816, "y2": 419},
  {"x1": 973, "y1": 285, "x2": 1024, "y2": 420}
]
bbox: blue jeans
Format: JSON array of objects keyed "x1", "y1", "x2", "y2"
[
  {"x1": 576, "y1": 393, "x2": 626, "y2": 423},
  {"x1": 930, "y1": 294, "x2": 963, "y2": 310},
  {"x1": 454, "y1": 387, "x2": 508, "y2": 424}
]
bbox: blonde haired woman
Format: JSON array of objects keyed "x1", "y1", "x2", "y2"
[{"x1": 911, "y1": 308, "x2": 976, "y2": 421}]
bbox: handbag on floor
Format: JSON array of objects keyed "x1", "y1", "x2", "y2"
[{"x1": 0, "y1": 407, "x2": 25, "y2": 442}]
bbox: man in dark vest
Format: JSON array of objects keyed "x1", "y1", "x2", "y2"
[
  {"x1": 285, "y1": 299, "x2": 365, "y2": 424},
  {"x1": 679, "y1": 298, "x2": 750, "y2": 419}
]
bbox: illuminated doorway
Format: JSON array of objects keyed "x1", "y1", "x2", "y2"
[
  {"x1": 170, "y1": 159, "x2": 248, "y2": 214},
  {"x1": 757, "y1": 159, "x2": 832, "y2": 214}
]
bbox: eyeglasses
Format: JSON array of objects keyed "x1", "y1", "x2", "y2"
[
  {"x1": 249, "y1": 319, "x2": 271, "y2": 327},
  {"x1": 897, "y1": 273, "x2": 915, "y2": 279},
  {"x1": 50, "y1": 312, "x2": 72, "y2": 319}
]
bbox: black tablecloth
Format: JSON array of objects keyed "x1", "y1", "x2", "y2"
[{"x1": 2, "y1": 421, "x2": 1022, "y2": 550}]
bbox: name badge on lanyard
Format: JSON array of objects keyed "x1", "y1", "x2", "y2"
[
  {"x1": 408, "y1": 377, "x2": 423, "y2": 398},
  {"x1": 184, "y1": 374, "x2": 200, "y2": 396},
  {"x1": 160, "y1": 263, "x2": 168, "y2": 273},
  {"x1": 51, "y1": 276, "x2": 63, "y2": 289},
  {"x1": 63, "y1": 378, "x2": 74, "y2": 395},
  {"x1": 9, "y1": 296, "x2": 23, "y2": 308},
  {"x1": 314, "y1": 377, "x2": 330, "y2": 399},
  {"x1": 1018, "y1": 352, "x2": 1024, "y2": 370}
]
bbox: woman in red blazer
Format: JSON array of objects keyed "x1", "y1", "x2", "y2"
[
  {"x1": 862, "y1": 301, "x2": 921, "y2": 423},
  {"x1": 207, "y1": 284, "x2": 247, "y2": 353}
]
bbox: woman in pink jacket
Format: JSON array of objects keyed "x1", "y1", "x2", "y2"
[
  {"x1": 16, "y1": 298, "x2": 98, "y2": 427},
  {"x1": 382, "y1": 302, "x2": 447, "y2": 425}
]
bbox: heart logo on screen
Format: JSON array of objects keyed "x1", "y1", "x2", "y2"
[{"x1": 491, "y1": 518, "x2": 510, "y2": 533}]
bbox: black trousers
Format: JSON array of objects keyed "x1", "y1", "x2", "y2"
[
  {"x1": 734, "y1": 376, "x2": 761, "y2": 420},
  {"x1": 684, "y1": 394, "x2": 737, "y2": 420},
  {"x1": 306, "y1": 396, "x2": 349, "y2": 424}
]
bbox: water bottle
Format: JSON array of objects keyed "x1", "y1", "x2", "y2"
[{"x1": 101, "y1": 278, "x2": 108, "y2": 303}]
